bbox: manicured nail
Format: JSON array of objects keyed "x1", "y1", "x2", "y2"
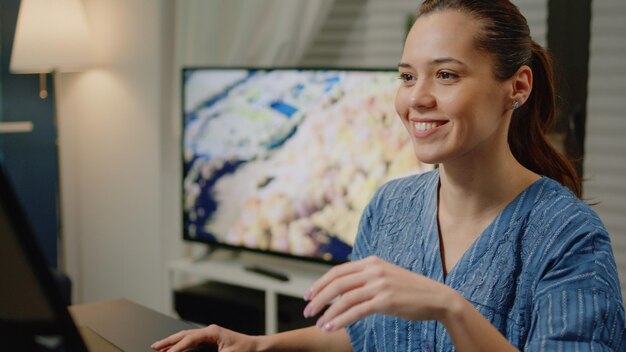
[
  {"x1": 303, "y1": 304, "x2": 311, "y2": 318},
  {"x1": 304, "y1": 288, "x2": 313, "y2": 301},
  {"x1": 316, "y1": 318, "x2": 324, "y2": 329},
  {"x1": 323, "y1": 322, "x2": 334, "y2": 332}
]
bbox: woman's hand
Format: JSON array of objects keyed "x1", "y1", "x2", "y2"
[
  {"x1": 303, "y1": 256, "x2": 460, "y2": 332},
  {"x1": 151, "y1": 324, "x2": 258, "y2": 352}
]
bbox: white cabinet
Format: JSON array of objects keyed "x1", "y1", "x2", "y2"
[{"x1": 167, "y1": 250, "x2": 331, "y2": 334}]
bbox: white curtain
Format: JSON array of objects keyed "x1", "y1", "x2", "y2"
[
  {"x1": 175, "y1": 0, "x2": 335, "y2": 66},
  {"x1": 585, "y1": 0, "x2": 626, "y2": 300}
]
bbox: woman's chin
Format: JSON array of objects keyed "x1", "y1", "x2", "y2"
[{"x1": 413, "y1": 150, "x2": 444, "y2": 166}]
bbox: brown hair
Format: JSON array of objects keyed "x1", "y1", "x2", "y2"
[{"x1": 416, "y1": 0, "x2": 581, "y2": 198}]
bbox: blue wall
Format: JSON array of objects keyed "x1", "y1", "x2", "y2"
[{"x1": 1, "y1": 0, "x2": 60, "y2": 267}]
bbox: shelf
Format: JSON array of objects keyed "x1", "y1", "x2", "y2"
[{"x1": 167, "y1": 250, "x2": 331, "y2": 334}]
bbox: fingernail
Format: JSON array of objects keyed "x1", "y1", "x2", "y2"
[
  {"x1": 304, "y1": 288, "x2": 313, "y2": 301},
  {"x1": 316, "y1": 318, "x2": 324, "y2": 329},
  {"x1": 303, "y1": 305, "x2": 310, "y2": 318},
  {"x1": 323, "y1": 322, "x2": 334, "y2": 332}
]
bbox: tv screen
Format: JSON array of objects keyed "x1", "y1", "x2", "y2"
[{"x1": 182, "y1": 68, "x2": 433, "y2": 263}]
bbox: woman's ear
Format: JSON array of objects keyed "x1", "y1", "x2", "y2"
[{"x1": 510, "y1": 65, "x2": 532, "y2": 108}]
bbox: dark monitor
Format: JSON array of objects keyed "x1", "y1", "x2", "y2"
[{"x1": 0, "y1": 166, "x2": 88, "y2": 351}]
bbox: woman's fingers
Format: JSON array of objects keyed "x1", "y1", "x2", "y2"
[
  {"x1": 304, "y1": 257, "x2": 392, "y2": 323},
  {"x1": 304, "y1": 268, "x2": 371, "y2": 317},
  {"x1": 321, "y1": 295, "x2": 380, "y2": 332},
  {"x1": 157, "y1": 334, "x2": 196, "y2": 352},
  {"x1": 304, "y1": 256, "x2": 460, "y2": 335},
  {"x1": 151, "y1": 329, "x2": 188, "y2": 350},
  {"x1": 310, "y1": 256, "x2": 385, "y2": 295},
  {"x1": 307, "y1": 256, "x2": 450, "y2": 332},
  {"x1": 315, "y1": 283, "x2": 377, "y2": 330},
  {"x1": 151, "y1": 325, "x2": 220, "y2": 352},
  {"x1": 306, "y1": 256, "x2": 384, "y2": 301}
]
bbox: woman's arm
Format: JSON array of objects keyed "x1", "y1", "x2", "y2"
[
  {"x1": 151, "y1": 324, "x2": 351, "y2": 352},
  {"x1": 439, "y1": 293, "x2": 517, "y2": 352},
  {"x1": 305, "y1": 256, "x2": 518, "y2": 352},
  {"x1": 257, "y1": 326, "x2": 351, "y2": 352}
]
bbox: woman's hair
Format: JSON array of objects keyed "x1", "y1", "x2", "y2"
[{"x1": 416, "y1": 0, "x2": 582, "y2": 198}]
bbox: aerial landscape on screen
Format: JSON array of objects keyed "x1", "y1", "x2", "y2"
[{"x1": 183, "y1": 68, "x2": 431, "y2": 262}]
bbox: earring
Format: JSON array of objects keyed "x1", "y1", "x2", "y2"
[{"x1": 512, "y1": 100, "x2": 520, "y2": 110}]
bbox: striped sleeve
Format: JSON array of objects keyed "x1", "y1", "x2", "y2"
[
  {"x1": 527, "y1": 288, "x2": 625, "y2": 351},
  {"x1": 525, "y1": 222, "x2": 626, "y2": 351}
]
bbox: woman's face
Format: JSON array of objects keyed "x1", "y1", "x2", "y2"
[{"x1": 395, "y1": 10, "x2": 513, "y2": 165}]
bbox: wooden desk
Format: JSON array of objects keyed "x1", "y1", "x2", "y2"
[{"x1": 70, "y1": 299, "x2": 197, "y2": 352}]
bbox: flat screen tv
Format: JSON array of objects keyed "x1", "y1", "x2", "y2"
[{"x1": 182, "y1": 67, "x2": 432, "y2": 264}]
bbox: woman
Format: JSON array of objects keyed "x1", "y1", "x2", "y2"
[{"x1": 153, "y1": 0, "x2": 625, "y2": 350}]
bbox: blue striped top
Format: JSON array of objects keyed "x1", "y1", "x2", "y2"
[{"x1": 346, "y1": 169, "x2": 625, "y2": 351}]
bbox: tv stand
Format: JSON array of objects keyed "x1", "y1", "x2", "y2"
[
  {"x1": 167, "y1": 250, "x2": 330, "y2": 334},
  {"x1": 244, "y1": 265, "x2": 290, "y2": 282},
  {"x1": 189, "y1": 244, "x2": 236, "y2": 263}
]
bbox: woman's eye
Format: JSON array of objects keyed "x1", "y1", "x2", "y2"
[
  {"x1": 398, "y1": 72, "x2": 415, "y2": 83},
  {"x1": 437, "y1": 71, "x2": 458, "y2": 80}
]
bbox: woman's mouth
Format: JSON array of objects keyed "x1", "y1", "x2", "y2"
[
  {"x1": 414, "y1": 122, "x2": 442, "y2": 132},
  {"x1": 411, "y1": 120, "x2": 448, "y2": 136}
]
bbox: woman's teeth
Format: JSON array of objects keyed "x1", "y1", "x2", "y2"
[{"x1": 414, "y1": 122, "x2": 440, "y2": 132}]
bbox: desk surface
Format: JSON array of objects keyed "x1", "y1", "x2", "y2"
[{"x1": 70, "y1": 299, "x2": 197, "y2": 352}]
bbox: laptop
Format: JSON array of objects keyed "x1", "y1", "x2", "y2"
[{"x1": 0, "y1": 166, "x2": 211, "y2": 351}]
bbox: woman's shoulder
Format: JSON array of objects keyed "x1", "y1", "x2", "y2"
[
  {"x1": 523, "y1": 176, "x2": 610, "y2": 257},
  {"x1": 526, "y1": 176, "x2": 606, "y2": 234},
  {"x1": 525, "y1": 177, "x2": 621, "y2": 296}
]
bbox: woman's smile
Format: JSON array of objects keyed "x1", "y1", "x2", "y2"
[{"x1": 411, "y1": 119, "x2": 450, "y2": 137}]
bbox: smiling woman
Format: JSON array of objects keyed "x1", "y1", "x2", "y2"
[{"x1": 152, "y1": 1, "x2": 625, "y2": 351}]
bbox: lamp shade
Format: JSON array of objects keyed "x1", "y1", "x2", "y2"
[{"x1": 10, "y1": 0, "x2": 91, "y2": 74}]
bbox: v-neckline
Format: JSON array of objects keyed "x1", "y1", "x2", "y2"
[{"x1": 427, "y1": 172, "x2": 546, "y2": 284}]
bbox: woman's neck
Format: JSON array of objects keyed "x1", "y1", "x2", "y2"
[{"x1": 438, "y1": 147, "x2": 540, "y2": 220}]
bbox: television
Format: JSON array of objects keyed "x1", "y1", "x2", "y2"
[{"x1": 182, "y1": 68, "x2": 432, "y2": 264}]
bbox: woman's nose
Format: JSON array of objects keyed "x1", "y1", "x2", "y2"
[{"x1": 409, "y1": 82, "x2": 436, "y2": 109}]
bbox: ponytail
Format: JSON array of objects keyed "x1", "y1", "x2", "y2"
[{"x1": 508, "y1": 42, "x2": 581, "y2": 198}]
